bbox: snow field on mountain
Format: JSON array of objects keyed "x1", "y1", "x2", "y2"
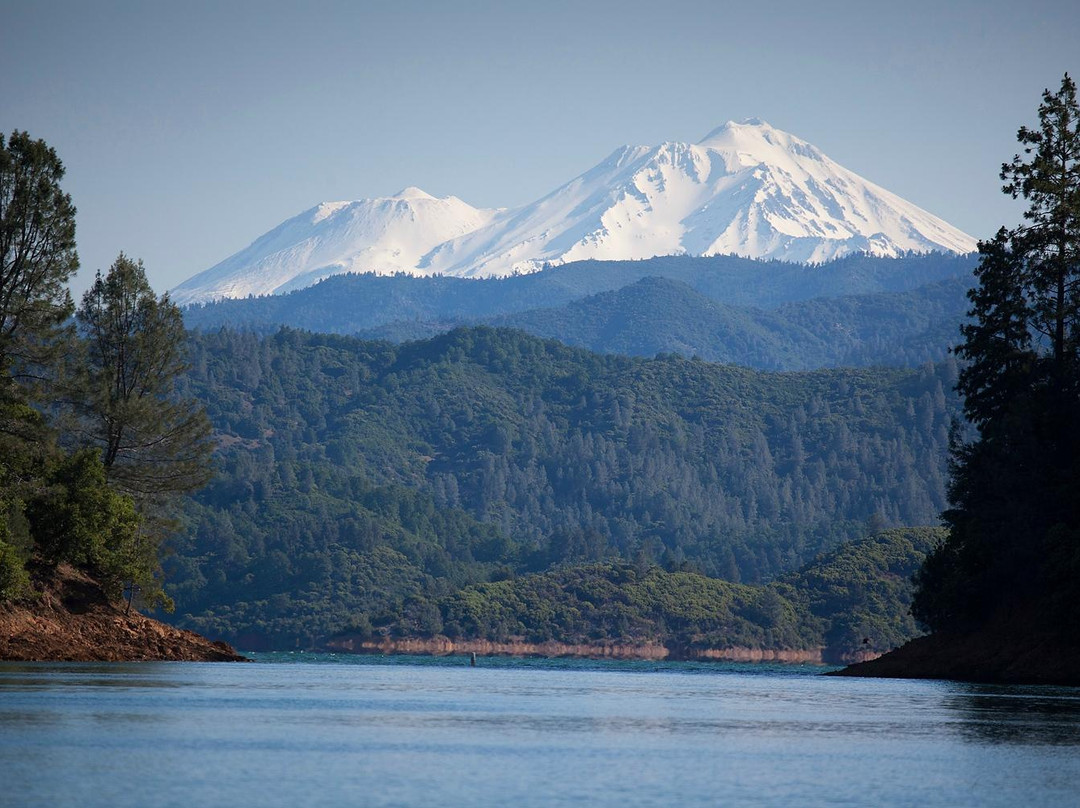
[{"x1": 172, "y1": 120, "x2": 977, "y2": 305}]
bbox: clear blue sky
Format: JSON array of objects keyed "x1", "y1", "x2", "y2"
[{"x1": 2, "y1": 0, "x2": 1077, "y2": 297}]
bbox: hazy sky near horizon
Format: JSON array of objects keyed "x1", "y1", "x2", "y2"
[{"x1": 2, "y1": 0, "x2": 1078, "y2": 296}]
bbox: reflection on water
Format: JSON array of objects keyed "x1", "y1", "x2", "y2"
[
  {"x1": 0, "y1": 661, "x2": 193, "y2": 691},
  {"x1": 1, "y1": 657, "x2": 1078, "y2": 808},
  {"x1": 945, "y1": 684, "x2": 1080, "y2": 746}
]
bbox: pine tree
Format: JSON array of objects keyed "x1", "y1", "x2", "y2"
[
  {"x1": 1, "y1": 131, "x2": 79, "y2": 582},
  {"x1": 75, "y1": 254, "x2": 213, "y2": 497},
  {"x1": 913, "y1": 75, "x2": 1080, "y2": 632},
  {"x1": 0, "y1": 131, "x2": 78, "y2": 382},
  {"x1": 0, "y1": 135, "x2": 177, "y2": 608},
  {"x1": 0, "y1": 131, "x2": 79, "y2": 460}
]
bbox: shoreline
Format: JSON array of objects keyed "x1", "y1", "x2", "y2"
[
  {"x1": 832, "y1": 624, "x2": 1080, "y2": 687},
  {"x1": 323, "y1": 634, "x2": 876, "y2": 664}
]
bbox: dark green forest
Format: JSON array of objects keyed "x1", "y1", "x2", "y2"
[
  {"x1": 912, "y1": 74, "x2": 1080, "y2": 638},
  {"x1": 477, "y1": 276, "x2": 973, "y2": 369},
  {"x1": 165, "y1": 326, "x2": 958, "y2": 647},
  {"x1": 318, "y1": 527, "x2": 940, "y2": 662},
  {"x1": 183, "y1": 251, "x2": 976, "y2": 334}
]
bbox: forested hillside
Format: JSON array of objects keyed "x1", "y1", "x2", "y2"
[
  {"x1": 167, "y1": 327, "x2": 958, "y2": 646},
  {"x1": 182, "y1": 252, "x2": 976, "y2": 368},
  {"x1": 323, "y1": 527, "x2": 941, "y2": 662},
  {"x1": 470, "y1": 276, "x2": 972, "y2": 369}
]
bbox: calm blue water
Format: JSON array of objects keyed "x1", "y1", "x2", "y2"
[{"x1": 2, "y1": 654, "x2": 1079, "y2": 807}]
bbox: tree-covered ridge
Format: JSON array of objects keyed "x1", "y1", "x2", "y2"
[
  {"x1": 468, "y1": 275, "x2": 972, "y2": 370},
  {"x1": 182, "y1": 252, "x2": 976, "y2": 372},
  {"x1": 407, "y1": 563, "x2": 806, "y2": 651},
  {"x1": 167, "y1": 326, "x2": 958, "y2": 646},
  {"x1": 322, "y1": 528, "x2": 941, "y2": 662},
  {"x1": 183, "y1": 251, "x2": 976, "y2": 329},
  {"x1": 777, "y1": 527, "x2": 942, "y2": 656}
]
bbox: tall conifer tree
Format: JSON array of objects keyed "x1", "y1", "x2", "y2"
[
  {"x1": 0, "y1": 131, "x2": 78, "y2": 381},
  {"x1": 75, "y1": 254, "x2": 212, "y2": 497},
  {"x1": 913, "y1": 75, "x2": 1080, "y2": 631}
]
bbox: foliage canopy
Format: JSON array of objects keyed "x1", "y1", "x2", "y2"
[
  {"x1": 0, "y1": 131, "x2": 78, "y2": 383},
  {"x1": 913, "y1": 75, "x2": 1080, "y2": 632},
  {"x1": 76, "y1": 254, "x2": 212, "y2": 497},
  {"x1": 167, "y1": 325, "x2": 959, "y2": 647},
  {"x1": 1, "y1": 132, "x2": 209, "y2": 612}
]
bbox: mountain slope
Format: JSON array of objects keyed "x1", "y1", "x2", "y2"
[
  {"x1": 487, "y1": 277, "x2": 824, "y2": 369},
  {"x1": 478, "y1": 275, "x2": 972, "y2": 369},
  {"x1": 165, "y1": 327, "x2": 958, "y2": 646},
  {"x1": 422, "y1": 119, "x2": 975, "y2": 277},
  {"x1": 173, "y1": 121, "x2": 976, "y2": 304},
  {"x1": 172, "y1": 188, "x2": 498, "y2": 304}
]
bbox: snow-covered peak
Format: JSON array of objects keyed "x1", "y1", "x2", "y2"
[
  {"x1": 696, "y1": 119, "x2": 827, "y2": 168},
  {"x1": 174, "y1": 120, "x2": 977, "y2": 304},
  {"x1": 394, "y1": 186, "x2": 436, "y2": 200},
  {"x1": 417, "y1": 120, "x2": 976, "y2": 276},
  {"x1": 171, "y1": 190, "x2": 499, "y2": 304},
  {"x1": 312, "y1": 200, "x2": 351, "y2": 223},
  {"x1": 697, "y1": 117, "x2": 775, "y2": 143}
]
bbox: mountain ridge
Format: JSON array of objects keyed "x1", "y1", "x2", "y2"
[
  {"x1": 181, "y1": 252, "x2": 976, "y2": 371},
  {"x1": 172, "y1": 120, "x2": 976, "y2": 305}
]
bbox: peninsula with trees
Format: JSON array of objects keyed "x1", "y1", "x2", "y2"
[
  {"x1": 0, "y1": 131, "x2": 242, "y2": 660},
  {"x1": 840, "y1": 75, "x2": 1080, "y2": 684}
]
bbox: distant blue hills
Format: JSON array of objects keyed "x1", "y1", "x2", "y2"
[{"x1": 182, "y1": 252, "x2": 977, "y2": 370}]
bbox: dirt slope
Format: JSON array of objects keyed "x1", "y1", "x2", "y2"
[{"x1": 0, "y1": 563, "x2": 245, "y2": 662}]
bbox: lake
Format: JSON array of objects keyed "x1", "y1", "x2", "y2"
[{"x1": 1, "y1": 654, "x2": 1078, "y2": 807}]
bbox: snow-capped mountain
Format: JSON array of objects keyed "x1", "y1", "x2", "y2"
[
  {"x1": 173, "y1": 120, "x2": 977, "y2": 304},
  {"x1": 171, "y1": 188, "x2": 498, "y2": 304}
]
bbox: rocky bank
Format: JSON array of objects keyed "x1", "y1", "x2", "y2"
[{"x1": 0, "y1": 563, "x2": 246, "y2": 662}]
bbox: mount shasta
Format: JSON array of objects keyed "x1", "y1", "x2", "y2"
[{"x1": 173, "y1": 119, "x2": 977, "y2": 305}]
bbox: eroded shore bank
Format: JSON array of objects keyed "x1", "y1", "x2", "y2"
[
  {"x1": 0, "y1": 564, "x2": 246, "y2": 662},
  {"x1": 324, "y1": 634, "x2": 880, "y2": 664}
]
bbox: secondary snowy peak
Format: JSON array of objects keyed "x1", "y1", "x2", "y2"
[
  {"x1": 171, "y1": 189, "x2": 498, "y2": 304},
  {"x1": 174, "y1": 120, "x2": 977, "y2": 303}
]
